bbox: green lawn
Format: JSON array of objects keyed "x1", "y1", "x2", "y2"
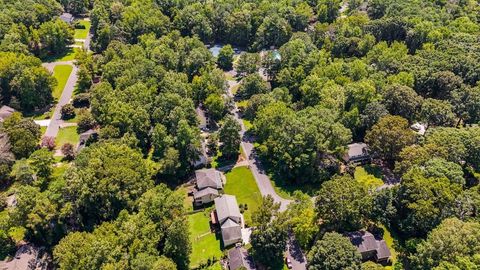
[
  {"x1": 74, "y1": 20, "x2": 91, "y2": 39},
  {"x1": 53, "y1": 65, "x2": 73, "y2": 99},
  {"x1": 42, "y1": 48, "x2": 78, "y2": 62},
  {"x1": 55, "y1": 126, "x2": 80, "y2": 149},
  {"x1": 354, "y1": 165, "x2": 384, "y2": 190},
  {"x1": 188, "y1": 211, "x2": 223, "y2": 268},
  {"x1": 40, "y1": 126, "x2": 47, "y2": 135},
  {"x1": 224, "y1": 166, "x2": 262, "y2": 226},
  {"x1": 379, "y1": 224, "x2": 398, "y2": 269}
]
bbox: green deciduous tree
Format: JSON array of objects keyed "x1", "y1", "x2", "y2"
[
  {"x1": 365, "y1": 115, "x2": 416, "y2": 164},
  {"x1": 307, "y1": 232, "x2": 362, "y2": 270},
  {"x1": 411, "y1": 218, "x2": 480, "y2": 270},
  {"x1": 316, "y1": 175, "x2": 372, "y2": 231},
  {"x1": 218, "y1": 115, "x2": 241, "y2": 159},
  {"x1": 217, "y1": 45, "x2": 234, "y2": 70}
]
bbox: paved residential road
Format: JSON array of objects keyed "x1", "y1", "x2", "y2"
[
  {"x1": 226, "y1": 79, "x2": 292, "y2": 212},
  {"x1": 41, "y1": 61, "x2": 78, "y2": 138}
]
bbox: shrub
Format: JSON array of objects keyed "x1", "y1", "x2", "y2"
[
  {"x1": 77, "y1": 109, "x2": 96, "y2": 133},
  {"x1": 61, "y1": 143, "x2": 75, "y2": 160},
  {"x1": 61, "y1": 104, "x2": 76, "y2": 120},
  {"x1": 72, "y1": 93, "x2": 90, "y2": 108},
  {"x1": 41, "y1": 136, "x2": 56, "y2": 151}
]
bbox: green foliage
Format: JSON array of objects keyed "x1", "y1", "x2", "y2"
[
  {"x1": 62, "y1": 142, "x2": 155, "y2": 225},
  {"x1": 54, "y1": 184, "x2": 187, "y2": 270},
  {"x1": 217, "y1": 45, "x2": 234, "y2": 70},
  {"x1": 365, "y1": 115, "x2": 416, "y2": 164},
  {"x1": 218, "y1": 115, "x2": 241, "y2": 159},
  {"x1": 251, "y1": 198, "x2": 287, "y2": 269},
  {"x1": 316, "y1": 175, "x2": 372, "y2": 231},
  {"x1": 2, "y1": 113, "x2": 41, "y2": 159},
  {"x1": 0, "y1": 52, "x2": 55, "y2": 112},
  {"x1": 61, "y1": 104, "x2": 76, "y2": 120},
  {"x1": 237, "y1": 73, "x2": 269, "y2": 99},
  {"x1": 411, "y1": 218, "x2": 480, "y2": 270},
  {"x1": 307, "y1": 232, "x2": 362, "y2": 270}
]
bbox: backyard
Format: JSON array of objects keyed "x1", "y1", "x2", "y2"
[
  {"x1": 188, "y1": 210, "x2": 223, "y2": 269},
  {"x1": 224, "y1": 166, "x2": 262, "y2": 226},
  {"x1": 52, "y1": 65, "x2": 73, "y2": 99}
]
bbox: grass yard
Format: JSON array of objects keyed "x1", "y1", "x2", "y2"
[
  {"x1": 379, "y1": 224, "x2": 398, "y2": 269},
  {"x1": 224, "y1": 166, "x2": 262, "y2": 225},
  {"x1": 55, "y1": 126, "x2": 80, "y2": 149},
  {"x1": 188, "y1": 211, "x2": 223, "y2": 268},
  {"x1": 53, "y1": 65, "x2": 73, "y2": 99},
  {"x1": 42, "y1": 48, "x2": 78, "y2": 62},
  {"x1": 354, "y1": 165, "x2": 384, "y2": 190},
  {"x1": 74, "y1": 20, "x2": 91, "y2": 39}
]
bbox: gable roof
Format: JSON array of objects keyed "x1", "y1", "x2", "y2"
[
  {"x1": 193, "y1": 187, "x2": 219, "y2": 199},
  {"x1": 347, "y1": 231, "x2": 391, "y2": 260},
  {"x1": 196, "y1": 168, "x2": 223, "y2": 190},
  {"x1": 229, "y1": 247, "x2": 255, "y2": 270},
  {"x1": 214, "y1": 195, "x2": 241, "y2": 224},
  {"x1": 221, "y1": 222, "x2": 242, "y2": 244}
]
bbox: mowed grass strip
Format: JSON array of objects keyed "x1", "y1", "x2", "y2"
[
  {"x1": 224, "y1": 166, "x2": 262, "y2": 226},
  {"x1": 55, "y1": 126, "x2": 80, "y2": 149},
  {"x1": 53, "y1": 65, "x2": 73, "y2": 99},
  {"x1": 188, "y1": 211, "x2": 223, "y2": 268},
  {"x1": 74, "y1": 20, "x2": 91, "y2": 39}
]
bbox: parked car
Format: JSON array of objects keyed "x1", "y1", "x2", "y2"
[{"x1": 285, "y1": 257, "x2": 293, "y2": 269}]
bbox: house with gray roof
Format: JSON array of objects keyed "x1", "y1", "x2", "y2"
[
  {"x1": 228, "y1": 246, "x2": 255, "y2": 270},
  {"x1": 343, "y1": 143, "x2": 371, "y2": 164},
  {"x1": 193, "y1": 168, "x2": 224, "y2": 206},
  {"x1": 214, "y1": 195, "x2": 242, "y2": 246},
  {"x1": 347, "y1": 231, "x2": 391, "y2": 264},
  {"x1": 59, "y1": 13, "x2": 74, "y2": 24}
]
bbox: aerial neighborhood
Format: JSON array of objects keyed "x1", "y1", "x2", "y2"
[{"x1": 1, "y1": 0, "x2": 480, "y2": 270}]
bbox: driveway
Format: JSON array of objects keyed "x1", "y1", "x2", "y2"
[
  {"x1": 226, "y1": 76, "x2": 292, "y2": 212},
  {"x1": 41, "y1": 61, "x2": 78, "y2": 138},
  {"x1": 286, "y1": 234, "x2": 307, "y2": 270}
]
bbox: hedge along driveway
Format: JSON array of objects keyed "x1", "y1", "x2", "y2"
[
  {"x1": 52, "y1": 65, "x2": 73, "y2": 100},
  {"x1": 224, "y1": 166, "x2": 262, "y2": 226}
]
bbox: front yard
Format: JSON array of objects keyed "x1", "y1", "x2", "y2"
[
  {"x1": 224, "y1": 166, "x2": 262, "y2": 226},
  {"x1": 74, "y1": 20, "x2": 91, "y2": 40},
  {"x1": 52, "y1": 65, "x2": 73, "y2": 99},
  {"x1": 55, "y1": 126, "x2": 80, "y2": 149}
]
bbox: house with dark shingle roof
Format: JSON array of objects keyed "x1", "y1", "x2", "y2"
[
  {"x1": 193, "y1": 168, "x2": 224, "y2": 206},
  {"x1": 213, "y1": 195, "x2": 242, "y2": 246},
  {"x1": 343, "y1": 143, "x2": 371, "y2": 164},
  {"x1": 228, "y1": 246, "x2": 255, "y2": 270},
  {"x1": 347, "y1": 231, "x2": 391, "y2": 264}
]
